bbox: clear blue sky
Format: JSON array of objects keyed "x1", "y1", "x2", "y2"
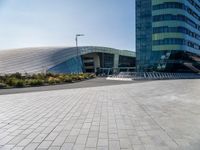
[{"x1": 0, "y1": 0, "x2": 135, "y2": 51}]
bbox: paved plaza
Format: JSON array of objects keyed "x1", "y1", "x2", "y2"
[{"x1": 0, "y1": 79, "x2": 200, "y2": 150}]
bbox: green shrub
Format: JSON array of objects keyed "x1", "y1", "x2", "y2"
[
  {"x1": 63, "y1": 75, "x2": 73, "y2": 83},
  {"x1": 71, "y1": 74, "x2": 80, "y2": 81},
  {"x1": 10, "y1": 72, "x2": 22, "y2": 79},
  {"x1": 0, "y1": 73, "x2": 95, "y2": 88},
  {"x1": 46, "y1": 72, "x2": 56, "y2": 77},
  {"x1": 15, "y1": 80, "x2": 25, "y2": 87},
  {"x1": 31, "y1": 73, "x2": 46, "y2": 80},
  {"x1": 27, "y1": 79, "x2": 44, "y2": 86},
  {"x1": 6, "y1": 78, "x2": 18, "y2": 86},
  {"x1": 0, "y1": 83, "x2": 7, "y2": 89},
  {"x1": 47, "y1": 77, "x2": 61, "y2": 85},
  {"x1": 5, "y1": 78, "x2": 25, "y2": 87}
]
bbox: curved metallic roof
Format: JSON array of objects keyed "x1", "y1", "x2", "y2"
[{"x1": 0, "y1": 46, "x2": 135, "y2": 74}]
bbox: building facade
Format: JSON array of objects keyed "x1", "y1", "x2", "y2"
[
  {"x1": 0, "y1": 46, "x2": 135, "y2": 75},
  {"x1": 136, "y1": 0, "x2": 200, "y2": 73}
]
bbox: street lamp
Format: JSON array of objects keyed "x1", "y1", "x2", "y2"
[{"x1": 75, "y1": 34, "x2": 84, "y2": 73}]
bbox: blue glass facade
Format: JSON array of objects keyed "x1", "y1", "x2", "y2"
[
  {"x1": 136, "y1": 0, "x2": 200, "y2": 73},
  {"x1": 136, "y1": 0, "x2": 153, "y2": 71},
  {"x1": 46, "y1": 47, "x2": 136, "y2": 74},
  {"x1": 48, "y1": 57, "x2": 83, "y2": 73}
]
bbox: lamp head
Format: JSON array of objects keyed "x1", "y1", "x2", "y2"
[{"x1": 76, "y1": 34, "x2": 84, "y2": 37}]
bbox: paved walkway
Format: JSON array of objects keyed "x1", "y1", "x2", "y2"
[
  {"x1": 0, "y1": 78, "x2": 141, "y2": 96},
  {"x1": 0, "y1": 80, "x2": 200, "y2": 150}
]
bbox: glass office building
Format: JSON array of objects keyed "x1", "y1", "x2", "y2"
[{"x1": 136, "y1": 0, "x2": 200, "y2": 73}]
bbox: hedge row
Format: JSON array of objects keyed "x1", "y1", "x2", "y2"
[{"x1": 0, "y1": 72, "x2": 96, "y2": 88}]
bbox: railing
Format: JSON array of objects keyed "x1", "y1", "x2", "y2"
[{"x1": 109, "y1": 72, "x2": 200, "y2": 80}]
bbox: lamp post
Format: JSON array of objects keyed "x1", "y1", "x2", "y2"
[{"x1": 75, "y1": 34, "x2": 84, "y2": 74}]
